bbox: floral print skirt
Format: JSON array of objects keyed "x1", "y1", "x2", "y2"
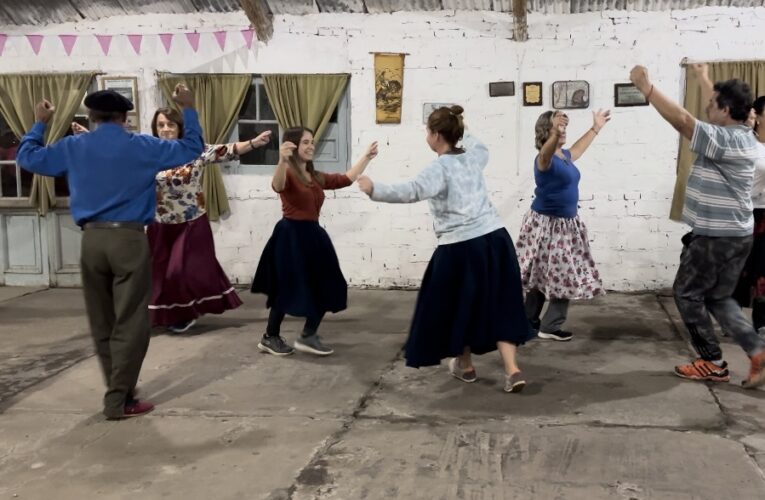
[{"x1": 515, "y1": 209, "x2": 604, "y2": 300}]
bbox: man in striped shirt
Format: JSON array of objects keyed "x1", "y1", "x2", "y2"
[{"x1": 630, "y1": 65, "x2": 765, "y2": 389}]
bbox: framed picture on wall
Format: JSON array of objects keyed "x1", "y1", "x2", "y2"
[
  {"x1": 98, "y1": 76, "x2": 140, "y2": 132},
  {"x1": 522, "y1": 82, "x2": 543, "y2": 106},
  {"x1": 614, "y1": 83, "x2": 649, "y2": 107},
  {"x1": 552, "y1": 80, "x2": 590, "y2": 109},
  {"x1": 422, "y1": 102, "x2": 457, "y2": 124}
]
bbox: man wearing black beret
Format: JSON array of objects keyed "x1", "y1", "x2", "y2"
[{"x1": 16, "y1": 84, "x2": 204, "y2": 419}]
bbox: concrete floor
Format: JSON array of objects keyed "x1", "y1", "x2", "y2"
[{"x1": 0, "y1": 287, "x2": 764, "y2": 500}]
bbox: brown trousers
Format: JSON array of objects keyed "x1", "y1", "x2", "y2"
[{"x1": 80, "y1": 227, "x2": 151, "y2": 418}]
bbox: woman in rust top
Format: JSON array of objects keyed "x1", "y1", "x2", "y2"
[{"x1": 251, "y1": 126, "x2": 378, "y2": 356}]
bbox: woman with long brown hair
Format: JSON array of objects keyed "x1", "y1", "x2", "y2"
[
  {"x1": 251, "y1": 127, "x2": 378, "y2": 356},
  {"x1": 358, "y1": 106, "x2": 533, "y2": 393}
]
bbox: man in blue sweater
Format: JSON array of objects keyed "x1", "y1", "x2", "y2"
[{"x1": 17, "y1": 85, "x2": 204, "y2": 419}]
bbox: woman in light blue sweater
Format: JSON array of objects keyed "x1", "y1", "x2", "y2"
[{"x1": 358, "y1": 105, "x2": 534, "y2": 393}]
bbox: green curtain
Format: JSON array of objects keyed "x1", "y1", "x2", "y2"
[
  {"x1": 157, "y1": 73, "x2": 251, "y2": 221},
  {"x1": 671, "y1": 61, "x2": 765, "y2": 220},
  {"x1": 262, "y1": 74, "x2": 349, "y2": 142},
  {"x1": 0, "y1": 73, "x2": 95, "y2": 214}
]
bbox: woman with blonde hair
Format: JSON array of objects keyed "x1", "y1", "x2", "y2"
[
  {"x1": 359, "y1": 105, "x2": 533, "y2": 393},
  {"x1": 516, "y1": 108, "x2": 610, "y2": 341}
]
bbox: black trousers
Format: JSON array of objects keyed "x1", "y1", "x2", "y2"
[{"x1": 266, "y1": 308, "x2": 324, "y2": 337}]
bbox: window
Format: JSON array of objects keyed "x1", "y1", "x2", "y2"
[
  {"x1": 0, "y1": 83, "x2": 95, "y2": 200},
  {"x1": 234, "y1": 76, "x2": 351, "y2": 172}
]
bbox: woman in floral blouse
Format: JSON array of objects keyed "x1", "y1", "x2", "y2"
[{"x1": 145, "y1": 107, "x2": 272, "y2": 332}]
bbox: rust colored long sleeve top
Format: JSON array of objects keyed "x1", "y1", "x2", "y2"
[{"x1": 276, "y1": 167, "x2": 351, "y2": 221}]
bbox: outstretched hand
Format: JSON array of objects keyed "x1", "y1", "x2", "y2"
[
  {"x1": 365, "y1": 141, "x2": 379, "y2": 160},
  {"x1": 592, "y1": 109, "x2": 611, "y2": 133},
  {"x1": 35, "y1": 100, "x2": 55, "y2": 125},
  {"x1": 689, "y1": 63, "x2": 710, "y2": 81},
  {"x1": 71, "y1": 122, "x2": 88, "y2": 135},
  {"x1": 172, "y1": 83, "x2": 195, "y2": 108},
  {"x1": 358, "y1": 175, "x2": 374, "y2": 196},
  {"x1": 280, "y1": 141, "x2": 297, "y2": 162},
  {"x1": 251, "y1": 130, "x2": 272, "y2": 148},
  {"x1": 629, "y1": 65, "x2": 652, "y2": 95}
]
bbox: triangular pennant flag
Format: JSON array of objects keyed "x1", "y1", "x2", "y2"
[
  {"x1": 59, "y1": 35, "x2": 78, "y2": 56},
  {"x1": 127, "y1": 34, "x2": 143, "y2": 54},
  {"x1": 26, "y1": 35, "x2": 43, "y2": 55},
  {"x1": 95, "y1": 35, "x2": 112, "y2": 55},
  {"x1": 159, "y1": 33, "x2": 173, "y2": 54},
  {"x1": 213, "y1": 31, "x2": 227, "y2": 51},
  {"x1": 241, "y1": 29, "x2": 255, "y2": 49},
  {"x1": 0, "y1": 35, "x2": 7, "y2": 57},
  {"x1": 185, "y1": 32, "x2": 200, "y2": 52}
]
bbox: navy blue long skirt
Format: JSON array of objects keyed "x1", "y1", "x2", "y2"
[
  {"x1": 405, "y1": 228, "x2": 534, "y2": 368},
  {"x1": 251, "y1": 218, "x2": 347, "y2": 318}
]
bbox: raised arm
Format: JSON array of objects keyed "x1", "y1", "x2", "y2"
[
  {"x1": 146, "y1": 85, "x2": 204, "y2": 169},
  {"x1": 358, "y1": 160, "x2": 446, "y2": 204},
  {"x1": 569, "y1": 109, "x2": 611, "y2": 162},
  {"x1": 16, "y1": 100, "x2": 70, "y2": 177},
  {"x1": 461, "y1": 133, "x2": 489, "y2": 169},
  {"x1": 537, "y1": 113, "x2": 567, "y2": 172},
  {"x1": 345, "y1": 142, "x2": 379, "y2": 182},
  {"x1": 690, "y1": 63, "x2": 714, "y2": 110},
  {"x1": 630, "y1": 65, "x2": 696, "y2": 141},
  {"x1": 272, "y1": 141, "x2": 295, "y2": 192}
]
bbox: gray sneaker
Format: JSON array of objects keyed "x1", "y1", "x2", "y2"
[
  {"x1": 258, "y1": 335, "x2": 295, "y2": 356},
  {"x1": 294, "y1": 334, "x2": 334, "y2": 356},
  {"x1": 448, "y1": 357, "x2": 477, "y2": 383},
  {"x1": 504, "y1": 372, "x2": 526, "y2": 393}
]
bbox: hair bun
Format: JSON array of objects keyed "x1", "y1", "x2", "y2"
[{"x1": 449, "y1": 105, "x2": 464, "y2": 116}]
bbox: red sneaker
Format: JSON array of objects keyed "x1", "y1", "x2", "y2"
[
  {"x1": 674, "y1": 359, "x2": 730, "y2": 382},
  {"x1": 107, "y1": 399, "x2": 155, "y2": 420},
  {"x1": 742, "y1": 351, "x2": 765, "y2": 389}
]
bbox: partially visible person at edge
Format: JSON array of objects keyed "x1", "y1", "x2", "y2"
[
  {"x1": 358, "y1": 105, "x2": 534, "y2": 393},
  {"x1": 516, "y1": 108, "x2": 611, "y2": 342},
  {"x1": 16, "y1": 85, "x2": 204, "y2": 418},
  {"x1": 250, "y1": 126, "x2": 378, "y2": 357},
  {"x1": 629, "y1": 64, "x2": 765, "y2": 388}
]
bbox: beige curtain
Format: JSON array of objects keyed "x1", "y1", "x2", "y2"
[
  {"x1": 157, "y1": 73, "x2": 251, "y2": 220},
  {"x1": 671, "y1": 61, "x2": 765, "y2": 220},
  {"x1": 0, "y1": 73, "x2": 95, "y2": 214},
  {"x1": 262, "y1": 74, "x2": 349, "y2": 142}
]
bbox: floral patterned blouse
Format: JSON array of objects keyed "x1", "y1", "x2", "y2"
[{"x1": 154, "y1": 143, "x2": 238, "y2": 224}]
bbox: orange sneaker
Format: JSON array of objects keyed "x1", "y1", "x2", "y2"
[
  {"x1": 674, "y1": 359, "x2": 730, "y2": 382},
  {"x1": 742, "y1": 351, "x2": 765, "y2": 389}
]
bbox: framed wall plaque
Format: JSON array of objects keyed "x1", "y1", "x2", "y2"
[
  {"x1": 98, "y1": 76, "x2": 141, "y2": 131},
  {"x1": 552, "y1": 80, "x2": 589, "y2": 109},
  {"x1": 522, "y1": 82, "x2": 543, "y2": 106},
  {"x1": 489, "y1": 81, "x2": 515, "y2": 97},
  {"x1": 614, "y1": 83, "x2": 649, "y2": 107}
]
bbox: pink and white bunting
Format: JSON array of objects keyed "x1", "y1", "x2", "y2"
[
  {"x1": 59, "y1": 35, "x2": 77, "y2": 56},
  {"x1": 185, "y1": 32, "x2": 201, "y2": 52},
  {"x1": 26, "y1": 35, "x2": 43, "y2": 55},
  {"x1": 159, "y1": 33, "x2": 174, "y2": 54},
  {"x1": 95, "y1": 35, "x2": 113, "y2": 55},
  {"x1": 213, "y1": 31, "x2": 227, "y2": 51},
  {"x1": 0, "y1": 28, "x2": 256, "y2": 57},
  {"x1": 127, "y1": 34, "x2": 143, "y2": 54}
]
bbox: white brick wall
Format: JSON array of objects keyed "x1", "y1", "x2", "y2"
[{"x1": 2, "y1": 7, "x2": 764, "y2": 290}]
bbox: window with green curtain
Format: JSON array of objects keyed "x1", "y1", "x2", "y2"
[
  {"x1": 671, "y1": 61, "x2": 765, "y2": 220},
  {"x1": 0, "y1": 72, "x2": 96, "y2": 213}
]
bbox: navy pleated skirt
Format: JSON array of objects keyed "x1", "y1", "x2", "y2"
[
  {"x1": 251, "y1": 218, "x2": 347, "y2": 318},
  {"x1": 405, "y1": 228, "x2": 534, "y2": 368}
]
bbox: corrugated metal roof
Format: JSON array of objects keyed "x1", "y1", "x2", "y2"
[{"x1": 2, "y1": 0, "x2": 765, "y2": 26}]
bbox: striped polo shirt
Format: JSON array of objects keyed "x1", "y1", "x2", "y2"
[{"x1": 684, "y1": 121, "x2": 757, "y2": 237}]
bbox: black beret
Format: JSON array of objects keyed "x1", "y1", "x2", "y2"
[{"x1": 84, "y1": 90, "x2": 134, "y2": 113}]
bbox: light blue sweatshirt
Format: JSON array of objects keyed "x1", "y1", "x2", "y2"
[{"x1": 370, "y1": 133, "x2": 504, "y2": 245}]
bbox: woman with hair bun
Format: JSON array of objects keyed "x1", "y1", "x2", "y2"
[{"x1": 358, "y1": 105, "x2": 533, "y2": 393}]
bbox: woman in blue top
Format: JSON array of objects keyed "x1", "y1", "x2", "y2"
[
  {"x1": 516, "y1": 109, "x2": 610, "y2": 341},
  {"x1": 358, "y1": 106, "x2": 534, "y2": 393}
]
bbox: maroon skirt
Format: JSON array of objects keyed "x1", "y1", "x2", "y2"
[{"x1": 148, "y1": 213, "x2": 242, "y2": 326}]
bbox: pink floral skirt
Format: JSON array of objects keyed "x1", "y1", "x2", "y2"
[{"x1": 516, "y1": 209, "x2": 604, "y2": 300}]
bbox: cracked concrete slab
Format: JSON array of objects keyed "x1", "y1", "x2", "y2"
[{"x1": 291, "y1": 420, "x2": 765, "y2": 500}]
